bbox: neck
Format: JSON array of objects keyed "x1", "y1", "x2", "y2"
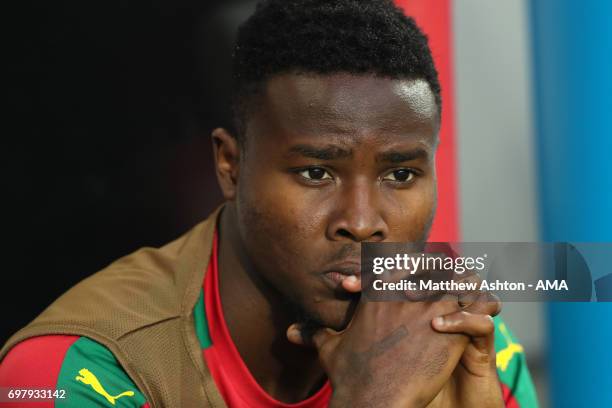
[{"x1": 216, "y1": 204, "x2": 327, "y2": 403}]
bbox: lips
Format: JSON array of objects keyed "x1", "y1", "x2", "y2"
[{"x1": 322, "y1": 262, "x2": 361, "y2": 287}]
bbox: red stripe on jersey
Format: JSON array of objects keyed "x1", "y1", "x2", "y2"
[
  {"x1": 0, "y1": 335, "x2": 80, "y2": 408},
  {"x1": 501, "y1": 383, "x2": 520, "y2": 408},
  {"x1": 203, "y1": 231, "x2": 332, "y2": 407}
]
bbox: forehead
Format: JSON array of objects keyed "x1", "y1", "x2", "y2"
[{"x1": 246, "y1": 73, "x2": 439, "y2": 147}]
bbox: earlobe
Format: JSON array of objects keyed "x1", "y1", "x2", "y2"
[{"x1": 211, "y1": 128, "x2": 240, "y2": 200}]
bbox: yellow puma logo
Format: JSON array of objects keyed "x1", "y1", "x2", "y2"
[
  {"x1": 75, "y1": 368, "x2": 135, "y2": 405},
  {"x1": 496, "y1": 323, "x2": 524, "y2": 371}
]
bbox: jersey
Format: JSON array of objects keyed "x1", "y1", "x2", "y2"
[{"x1": 0, "y1": 231, "x2": 539, "y2": 407}]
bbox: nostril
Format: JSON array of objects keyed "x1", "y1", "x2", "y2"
[
  {"x1": 336, "y1": 228, "x2": 385, "y2": 241},
  {"x1": 337, "y1": 229, "x2": 354, "y2": 239},
  {"x1": 372, "y1": 231, "x2": 384, "y2": 240}
]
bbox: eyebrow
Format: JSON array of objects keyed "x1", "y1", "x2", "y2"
[
  {"x1": 376, "y1": 148, "x2": 429, "y2": 163},
  {"x1": 287, "y1": 144, "x2": 353, "y2": 160}
]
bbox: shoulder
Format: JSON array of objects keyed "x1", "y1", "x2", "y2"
[
  {"x1": 0, "y1": 335, "x2": 149, "y2": 408},
  {"x1": 493, "y1": 316, "x2": 540, "y2": 408}
]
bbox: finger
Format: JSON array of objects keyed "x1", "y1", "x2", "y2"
[
  {"x1": 341, "y1": 274, "x2": 361, "y2": 293},
  {"x1": 461, "y1": 291, "x2": 502, "y2": 317},
  {"x1": 432, "y1": 311, "x2": 497, "y2": 366},
  {"x1": 439, "y1": 269, "x2": 482, "y2": 301},
  {"x1": 286, "y1": 324, "x2": 306, "y2": 345},
  {"x1": 447, "y1": 272, "x2": 500, "y2": 315},
  {"x1": 286, "y1": 323, "x2": 336, "y2": 350},
  {"x1": 432, "y1": 311, "x2": 495, "y2": 339}
]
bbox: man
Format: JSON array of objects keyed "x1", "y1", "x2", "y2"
[{"x1": 0, "y1": 0, "x2": 538, "y2": 407}]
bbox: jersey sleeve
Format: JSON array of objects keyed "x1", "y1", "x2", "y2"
[
  {"x1": 493, "y1": 316, "x2": 540, "y2": 408},
  {"x1": 0, "y1": 335, "x2": 149, "y2": 408}
]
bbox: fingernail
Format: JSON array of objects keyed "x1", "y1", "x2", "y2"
[
  {"x1": 287, "y1": 326, "x2": 301, "y2": 341},
  {"x1": 433, "y1": 316, "x2": 445, "y2": 327},
  {"x1": 346, "y1": 275, "x2": 358, "y2": 283}
]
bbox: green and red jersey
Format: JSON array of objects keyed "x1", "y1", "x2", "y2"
[
  {"x1": 0, "y1": 233, "x2": 538, "y2": 407},
  {"x1": 0, "y1": 335, "x2": 149, "y2": 408}
]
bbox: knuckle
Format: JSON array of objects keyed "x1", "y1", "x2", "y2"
[
  {"x1": 482, "y1": 315, "x2": 495, "y2": 334},
  {"x1": 488, "y1": 293, "x2": 503, "y2": 316}
]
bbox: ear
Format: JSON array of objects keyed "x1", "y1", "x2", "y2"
[{"x1": 211, "y1": 128, "x2": 240, "y2": 200}]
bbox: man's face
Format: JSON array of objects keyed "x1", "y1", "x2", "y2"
[{"x1": 234, "y1": 73, "x2": 439, "y2": 330}]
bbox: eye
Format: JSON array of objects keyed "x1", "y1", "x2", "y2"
[
  {"x1": 298, "y1": 167, "x2": 333, "y2": 181},
  {"x1": 383, "y1": 169, "x2": 416, "y2": 183}
]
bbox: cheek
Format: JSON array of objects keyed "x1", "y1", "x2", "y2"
[
  {"x1": 236, "y1": 172, "x2": 327, "y2": 272},
  {"x1": 387, "y1": 183, "x2": 436, "y2": 241}
]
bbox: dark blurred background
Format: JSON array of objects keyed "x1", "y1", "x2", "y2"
[{"x1": 3, "y1": 0, "x2": 259, "y2": 344}]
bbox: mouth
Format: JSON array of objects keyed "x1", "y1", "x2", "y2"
[{"x1": 321, "y1": 262, "x2": 361, "y2": 289}]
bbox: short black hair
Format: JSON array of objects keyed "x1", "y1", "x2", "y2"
[{"x1": 232, "y1": 0, "x2": 441, "y2": 141}]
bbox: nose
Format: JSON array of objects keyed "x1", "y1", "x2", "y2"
[{"x1": 326, "y1": 180, "x2": 388, "y2": 242}]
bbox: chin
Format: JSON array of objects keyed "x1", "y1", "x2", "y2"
[{"x1": 304, "y1": 297, "x2": 358, "y2": 332}]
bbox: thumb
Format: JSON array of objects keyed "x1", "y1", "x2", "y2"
[
  {"x1": 287, "y1": 323, "x2": 337, "y2": 350},
  {"x1": 341, "y1": 274, "x2": 361, "y2": 293}
]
